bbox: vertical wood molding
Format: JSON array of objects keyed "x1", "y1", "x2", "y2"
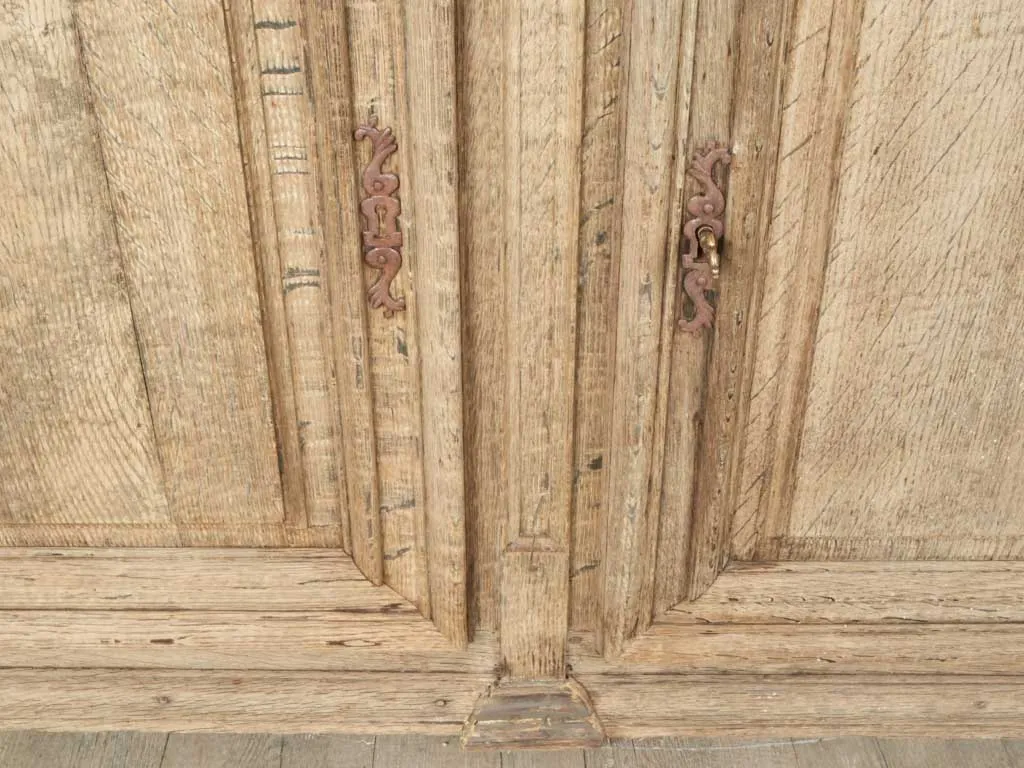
[
  {"x1": 653, "y1": 0, "x2": 737, "y2": 615},
  {"x1": 600, "y1": 0, "x2": 698, "y2": 656},
  {"x1": 499, "y1": 0, "x2": 585, "y2": 679},
  {"x1": 346, "y1": 0, "x2": 431, "y2": 605},
  {"x1": 730, "y1": 0, "x2": 868, "y2": 560},
  {"x1": 248, "y1": 0, "x2": 346, "y2": 531},
  {"x1": 569, "y1": 0, "x2": 626, "y2": 632},
  {"x1": 303, "y1": 0, "x2": 384, "y2": 579},
  {"x1": 683, "y1": 0, "x2": 797, "y2": 600},
  {"x1": 649, "y1": 0, "x2": 730, "y2": 618},
  {"x1": 402, "y1": 0, "x2": 469, "y2": 646},
  {"x1": 222, "y1": 0, "x2": 308, "y2": 529},
  {"x1": 458, "y1": 0, "x2": 506, "y2": 631}
]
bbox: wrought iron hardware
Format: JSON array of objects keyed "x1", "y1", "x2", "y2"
[
  {"x1": 355, "y1": 115, "x2": 406, "y2": 317},
  {"x1": 679, "y1": 142, "x2": 731, "y2": 334}
]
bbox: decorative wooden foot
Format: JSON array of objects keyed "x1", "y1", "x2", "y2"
[{"x1": 461, "y1": 678, "x2": 605, "y2": 750}]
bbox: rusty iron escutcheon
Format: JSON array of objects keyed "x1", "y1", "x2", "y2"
[
  {"x1": 679, "y1": 142, "x2": 732, "y2": 334},
  {"x1": 355, "y1": 115, "x2": 406, "y2": 317}
]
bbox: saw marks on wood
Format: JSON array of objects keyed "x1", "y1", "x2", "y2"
[
  {"x1": 73, "y1": 0, "x2": 283, "y2": 524},
  {"x1": 0, "y1": 0, "x2": 168, "y2": 526}
]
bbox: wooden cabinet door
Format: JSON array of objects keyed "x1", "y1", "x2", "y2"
[{"x1": 2, "y1": 0, "x2": 1023, "y2": 745}]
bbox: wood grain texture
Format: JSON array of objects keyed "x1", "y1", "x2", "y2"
[
  {"x1": 462, "y1": 679, "x2": 604, "y2": 750},
  {"x1": 248, "y1": 0, "x2": 346, "y2": 529},
  {"x1": 74, "y1": 0, "x2": 283, "y2": 525},
  {"x1": 402, "y1": 0, "x2": 468, "y2": 647},
  {"x1": 729, "y1": 0, "x2": 869, "y2": 559},
  {"x1": 627, "y1": 737, "x2": 800, "y2": 768},
  {"x1": 0, "y1": 670, "x2": 488, "y2": 733},
  {"x1": 785, "y1": 0, "x2": 1024, "y2": 550},
  {"x1": 0, "y1": 731, "x2": 167, "y2": 768},
  {"x1": 568, "y1": 0, "x2": 625, "y2": 632},
  {"x1": 876, "y1": 739, "x2": 1019, "y2": 768},
  {"x1": 734, "y1": 0, "x2": 1024, "y2": 560},
  {"x1": 346, "y1": 0, "x2": 430, "y2": 608},
  {"x1": 282, "y1": 735, "x2": 377, "y2": 768},
  {"x1": 663, "y1": 561, "x2": 1024, "y2": 625},
  {"x1": 222, "y1": 0, "x2": 306, "y2": 528},
  {"x1": 600, "y1": 0, "x2": 698, "y2": 656},
  {"x1": 0, "y1": 549, "x2": 411, "y2": 611},
  {"x1": 577, "y1": 674, "x2": 1024, "y2": 738},
  {"x1": 303, "y1": 0, "x2": 382, "y2": 577},
  {"x1": 651, "y1": 0, "x2": 736, "y2": 617},
  {"x1": 0, "y1": 0, "x2": 168, "y2": 525},
  {"x1": 160, "y1": 734, "x2": 280, "y2": 768},
  {"x1": 0, "y1": 523, "x2": 346, "y2": 548},
  {"x1": 0, "y1": 611, "x2": 495, "y2": 672},
  {"x1": 683, "y1": 0, "x2": 795, "y2": 599},
  {"x1": 498, "y1": 0, "x2": 585, "y2": 680},
  {"x1": 374, "y1": 735, "x2": 498, "y2": 767},
  {"x1": 576, "y1": 623, "x2": 1024, "y2": 676}
]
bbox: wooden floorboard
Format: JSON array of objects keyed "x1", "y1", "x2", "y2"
[{"x1": 0, "y1": 735, "x2": 1021, "y2": 767}]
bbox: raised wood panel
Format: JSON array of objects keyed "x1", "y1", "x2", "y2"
[
  {"x1": 0, "y1": 0, "x2": 167, "y2": 526},
  {"x1": 74, "y1": 0, "x2": 283, "y2": 525},
  {"x1": 734, "y1": 0, "x2": 1024, "y2": 560}
]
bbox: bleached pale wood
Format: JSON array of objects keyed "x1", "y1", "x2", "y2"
[
  {"x1": 0, "y1": 523, "x2": 349, "y2": 548},
  {"x1": 304, "y1": 0, "x2": 382, "y2": 576},
  {"x1": 402, "y1": 0, "x2": 468, "y2": 647},
  {"x1": 684, "y1": 0, "x2": 795, "y2": 599},
  {"x1": 569, "y1": 0, "x2": 625, "y2": 632},
  {"x1": 0, "y1": 549, "x2": 410, "y2": 611},
  {"x1": 502, "y1": 749, "x2": 587, "y2": 767},
  {"x1": 664, "y1": 561, "x2": 1024, "y2": 625},
  {"x1": 160, "y1": 734, "x2": 280, "y2": 768},
  {"x1": 0, "y1": 0, "x2": 168, "y2": 526},
  {"x1": 345, "y1": 0, "x2": 430, "y2": 609},
  {"x1": 575, "y1": 623, "x2": 1024, "y2": 676},
  {"x1": 246, "y1": 0, "x2": 346, "y2": 529},
  {"x1": 221, "y1": 0, "x2": 306, "y2": 528},
  {"x1": 730, "y1": 0, "x2": 868, "y2": 559},
  {"x1": 0, "y1": 612, "x2": 495, "y2": 672},
  {"x1": 652, "y1": 0, "x2": 736, "y2": 617},
  {"x1": 457, "y1": 0, "x2": 506, "y2": 631},
  {"x1": 282, "y1": 735, "x2": 377, "y2": 768},
  {"x1": 499, "y1": 0, "x2": 585, "y2": 680},
  {"x1": 735, "y1": 0, "x2": 1024, "y2": 561},
  {"x1": 73, "y1": 0, "x2": 283, "y2": 525},
  {"x1": 0, "y1": 731, "x2": 167, "y2": 768},
  {"x1": 0, "y1": 670, "x2": 487, "y2": 733},
  {"x1": 574, "y1": 674, "x2": 1024, "y2": 738},
  {"x1": 783, "y1": 0, "x2": 1024, "y2": 551},
  {"x1": 600, "y1": 0, "x2": 698, "y2": 656}
]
